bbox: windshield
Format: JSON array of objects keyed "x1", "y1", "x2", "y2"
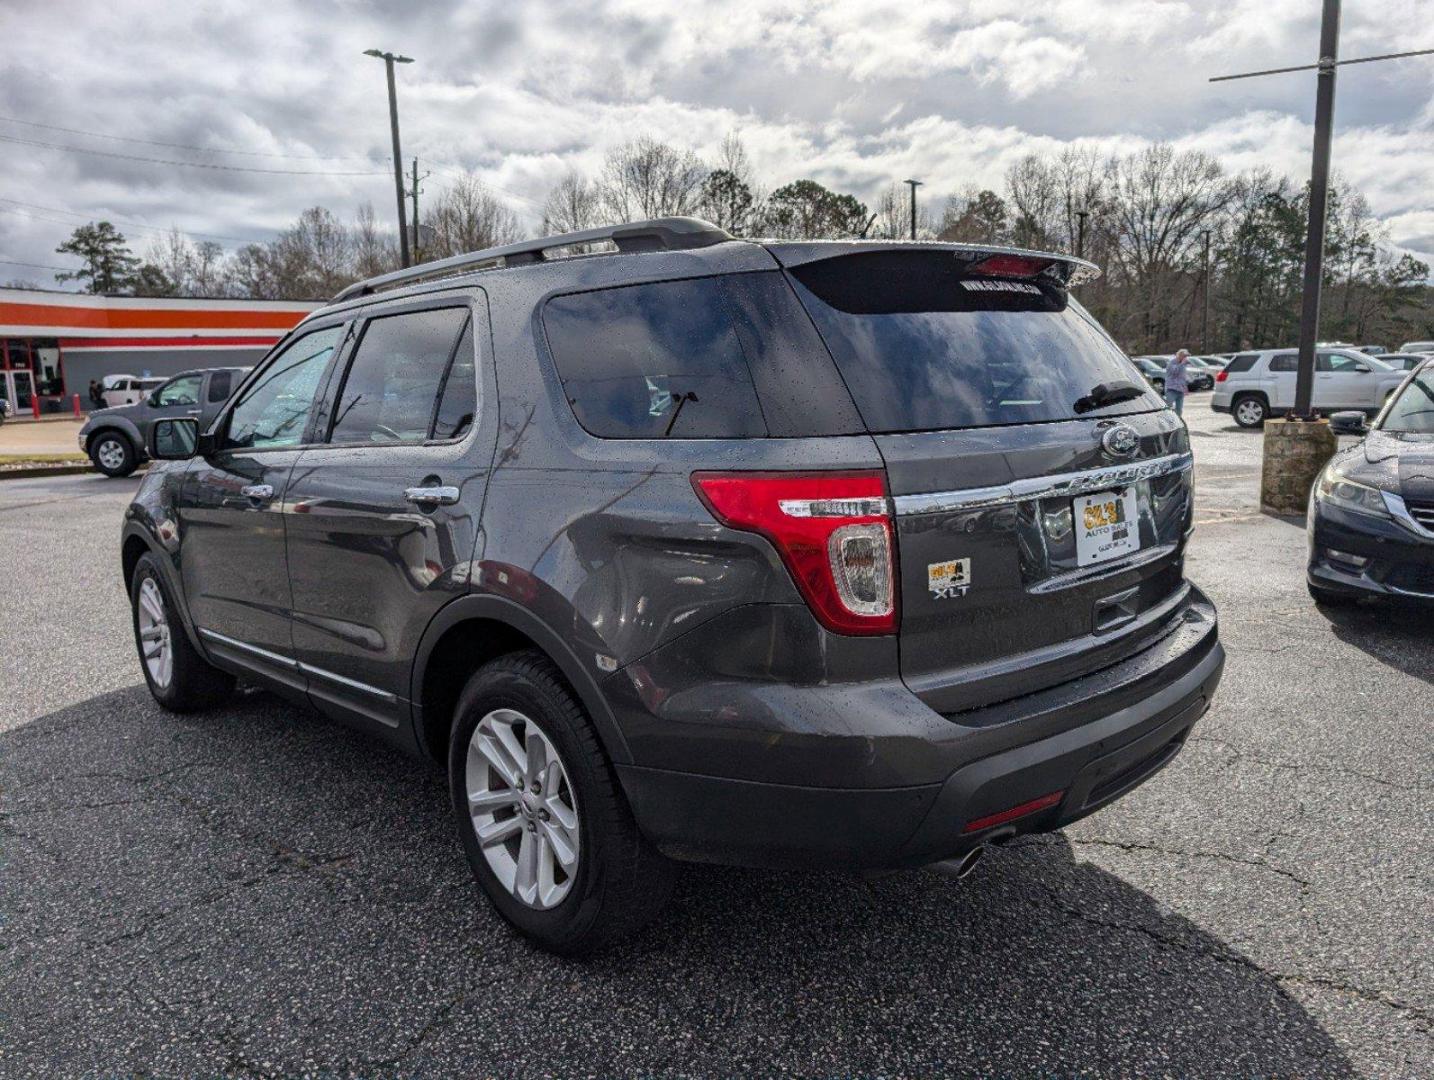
[
  {"x1": 787, "y1": 250, "x2": 1162, "y2": 433},
  {"x1": 1380, "y1": 368, "x2": 1434, "y2": 433}
]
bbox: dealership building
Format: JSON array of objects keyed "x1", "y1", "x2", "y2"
[{"x1": 0, "y1": 287, "x2": 321, "y2": 415}]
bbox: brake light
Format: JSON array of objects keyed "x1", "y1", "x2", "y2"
[
  {"x1": 968, "y1": 253, "x2": 1053, "y2": 279},
  {"x1": 692, "y1": 471, "x2": 898, "y2": 635},
  {"x1": 1215, "y1": 370, "x2": 1229, "y2": 383}
]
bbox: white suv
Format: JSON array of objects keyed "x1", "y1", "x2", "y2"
[{"x1": 1211, "y1": 348, "x2": 1410, "y2": 428}]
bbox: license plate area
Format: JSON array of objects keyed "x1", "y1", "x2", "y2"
[{"x1": 1074, "y1": 488, "x2": 1140, "y2": 566}]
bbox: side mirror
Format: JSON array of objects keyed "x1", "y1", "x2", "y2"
[
  {"x1": 1353, "y1": 364, "x2": 1370, "y2": 373},
  {"x1": 149, "y1": 417, "x2": 200, "y2": 460},
  {"x1": 1329, "y1": 411, "x2": 1368, "y2": 436}
]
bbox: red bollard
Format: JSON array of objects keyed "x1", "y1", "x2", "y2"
[
  {"x1": 31, "y1": 393, "x2": 40, "y2": 419},
  {"x1": 73, "y1": 393, "x2": 82, "y2": 417}
]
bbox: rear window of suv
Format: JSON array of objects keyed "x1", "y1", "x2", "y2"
[{"x1": 785, "y1": 250, "x2": 1163, "y2": 433}]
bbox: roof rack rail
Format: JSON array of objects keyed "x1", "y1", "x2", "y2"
[{"x1": 332, "y1": 216, "x2": 734, "y2": 302}]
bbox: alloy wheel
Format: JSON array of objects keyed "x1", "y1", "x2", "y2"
[
  {"x1": 96, "y1": 438, "x2": 126, "y2": 471},
  {"x1": 465, "y1": 708, "x2": 580, "y2": 910},
  {"x1": 136, "y1": 577, "x2": 173, "y2": 689}
]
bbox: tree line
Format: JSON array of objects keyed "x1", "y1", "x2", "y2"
[{"x1": 42, "y1": 134, "x2": 1434, "y2": 353}]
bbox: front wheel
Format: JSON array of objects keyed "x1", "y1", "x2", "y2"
[
  {"x1": 130, "y1": 553, "x2": 236, "y2": 711},
  {"x1": 90, "y1": 431, "x2": 137, "y2": 477},
  {"x1": 1233, "y1": 396, "x2": 1268, "y2": 428},
  {"x1": 449, "y1": 651, "x2": 674, "y2": 954}
]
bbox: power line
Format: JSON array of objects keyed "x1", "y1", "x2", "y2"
[
  {"x1": 0, "y1": 114, "x2": 380, "y2": 163},
  {"x1": 0, "y1": 199, "x2": 266, "y2": 244},
  {"x1": 0, "y1": 133, "x2": 389, "y2": 177},
  {"x1": 0, "y1": 258, "x2": 82, "y2": 272}
]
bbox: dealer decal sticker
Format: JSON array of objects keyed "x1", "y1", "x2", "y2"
[{"x1": 928, "y1": 558, "x2": 971, "y2": 600}]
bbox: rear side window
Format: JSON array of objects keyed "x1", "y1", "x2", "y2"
[
  {"x1": 1224, "y1": 354, "x2": 1259, "y2": 374},
  {"x1": 787, "y1": 250, "x2": 1163, "y2": 432},
  {"x1": 1269, "y1": 353, "x2": 1298, "y2": 372},
  {"x1": 544, "y1": 278, "x2": 765, "y2": 438},
  {"x1": 207, "y1": 370, "x2": 232, "y2": 403},
  {"x1": 328, "y1": 307, "x2": 471, "y2": 445}
]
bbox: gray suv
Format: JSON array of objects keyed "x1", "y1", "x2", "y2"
[
  {"x1": 81, "y1": 367, "x2": 247, "y2": 476},
  {"x1": 122, "y1": 218, "x2": 1225, "y2": 953}
]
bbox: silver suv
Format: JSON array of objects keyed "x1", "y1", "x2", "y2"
[{"x1": 1212, "y1": 348, "x2": 1410, "y2": 428}]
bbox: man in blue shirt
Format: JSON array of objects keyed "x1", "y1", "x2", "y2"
[{"x1": 1164, "y1": 349, "x2": 1191, "y2": 415}]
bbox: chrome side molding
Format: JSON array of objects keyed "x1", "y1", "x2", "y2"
[
  {"x1": 197, "y1": 628, "x2": 396, "y2": 702},
  {"x1": 893, "y1": 452, "x2": 1195, "y2": 517}
]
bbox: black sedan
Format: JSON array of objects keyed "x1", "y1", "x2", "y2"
[{"x1": 1307, "y1": 360, "x2": 1434, "y2": 605}]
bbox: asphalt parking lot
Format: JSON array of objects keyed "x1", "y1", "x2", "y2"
[{"x1": 1, "y1": 398, "x2": 1429, "y2": 1079}]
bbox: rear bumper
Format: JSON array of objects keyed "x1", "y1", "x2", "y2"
[{"x1": 611, "y1": 588, "x2": 1223, "y2": 869}]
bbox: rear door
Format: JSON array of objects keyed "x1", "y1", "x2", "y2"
[
  {"x1": 179, "y1": 324, "x2": 346, "y2": 687},
  {"x1": 284, "y1": 293, "x2": 495, "y2": 732},
  {"x1": 781, "y1": 248, "x2": 1192, "y2": 714}
]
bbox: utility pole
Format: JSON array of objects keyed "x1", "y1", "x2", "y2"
[
  {"x1": 1076, "y1": 210, "x2": 1089, "y2": 260},
  {"x1": 1201, "y1": 229, "x2": 1212, "y2": 353},
  {"x1": 903, "y1": 179, "x2": 922, "y2": 241},
  {"x1": 1212, "y1": 8, "x2": 1433, "y2": 420},
  {"x1": 364, "y1": 48, "x2": 415, "y2": 268},
  {"x1": 408, "y1": 157, "x2": 430, "y2": 263}
]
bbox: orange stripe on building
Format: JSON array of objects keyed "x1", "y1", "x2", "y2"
[{"x1": 0, "y1": 301, "x2": 311, "y2": 331}]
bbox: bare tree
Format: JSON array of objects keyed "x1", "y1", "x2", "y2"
[
  {"x1": 596, "y1": 137, "x2": 707, "y2": 222},
  {"x1": 147, "y1": 227, "x2": 195, "y2": 294},
  {"x1": 542, "y1": 171, "x2": 603, "y2": 234},
  {"x1": 423, "y1": 172, "x2": 525, "y2": 259},
  {"x1": 353, "y1": 202, "x2": 398, "y2": 278},
  {"x1": 938, "y1": 188, "x2": 1009, "y2": 245},
  {"x1": 698, "y1": 133, "x2": 764, "y2": 234}
]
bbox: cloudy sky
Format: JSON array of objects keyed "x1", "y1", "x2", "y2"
[{"x1": 4, "y1": 0, "x2": 1434, "y2": 286}]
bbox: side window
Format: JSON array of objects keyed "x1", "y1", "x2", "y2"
[
  {"x1": 543, "y1": 277, "x2": 766, "y2": 438},
  {"x1": 431, "y1": 319, "x2": 476, "y2": 441},
  {"x1": 1268, "y1": 353, "x2": 1299, "y2": 373},
  {"x1": 328, "y1": 307, "x2": 470, "y2": 446},
  {"x1": 1318, "y1": 352, "x2": 1362, "y2": 373},
  {"x1": 207, "y1": 370, "x2": 233, "y2": 403},
  {"x1": 156, "y1": 374, "x2": 202, "y2": 406},
  {"x1": 221, "y1": 326, "x2": 341, "y2": 451}
]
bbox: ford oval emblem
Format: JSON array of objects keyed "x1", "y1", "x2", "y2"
[{"x1": 1101, "y1": 424, "x2": 1140, "y2": 459}]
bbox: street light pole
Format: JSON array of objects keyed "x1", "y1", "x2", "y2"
[
  {"x1": 903, "y1": 179, "x2": 922, "y2": 241},
  {"x1": 365, "y1": 48, "x2": 414, "y2": 269},
  {"x1": 1201, "y1": 228, "x2": 1212, "y2": 353}
]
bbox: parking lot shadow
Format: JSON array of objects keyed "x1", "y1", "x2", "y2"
[
  {"x1": 1316, "y1": 600, "x2": 1434, "y2": 687},
  {"x1": 1, "y1": 685, "x2": 1357, "y2": 1078}
]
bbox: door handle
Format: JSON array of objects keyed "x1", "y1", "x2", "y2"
[
  {"x1": 404, "y1": 485, "x2": 460, "y2": 506},
  {"x1": 241, "y1": 484, "x2": 274, "y2": 501}
]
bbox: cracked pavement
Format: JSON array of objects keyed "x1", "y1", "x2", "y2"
[{"x1": 1, "y1": 400, "x2": 1430, "y2": 1078}]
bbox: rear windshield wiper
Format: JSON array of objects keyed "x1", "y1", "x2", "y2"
[{"x1": 1073, "y1": 381, "x2": 1146, "y2": 414}]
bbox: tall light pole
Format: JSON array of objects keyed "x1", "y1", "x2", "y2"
[
  {"x1": 1076, "y1": 210, "x2": 1089, "y2": 260},
  {"x1": 903, "y1": 179, "x2": 922, "y2": 241},
  {"x1": 1200, "y1": 228, "x2": 1212, "y2": 353},
  {"x1": 365, "y1": 48, "x2": 414, "y2": 268}
]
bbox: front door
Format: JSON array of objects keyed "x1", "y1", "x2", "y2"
[
  {"x1": 284, "y1": 297, "x2": 492, "y2": 731},
  {"x1": 1315, "y1": 351, "x2": 1378, "y2": 410},
  {"x1": 6, "y1": 370, "x2": 34, "y2": 415},
  {"x1": 178, "y1": 324, "x2": 346, "y2": 690}
]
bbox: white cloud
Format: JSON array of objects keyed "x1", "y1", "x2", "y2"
[{"x1": 2, "y1": 0, "x2": 1433, "y2": 283}]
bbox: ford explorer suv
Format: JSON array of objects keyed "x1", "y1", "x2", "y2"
[
  {"x1": 1212, "y1": 347, "x2": 1409, "y2": 427},
  {"x1": 82, "y1": 367, "x2": 247, "y2": 476},
  {"x1": 122, "y1": 218, "x2": 1224, "y2": 953}
]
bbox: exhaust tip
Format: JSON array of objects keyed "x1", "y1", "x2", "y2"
[{"x1": 930, "y1": 844, "x2": 986, "y2": 882}]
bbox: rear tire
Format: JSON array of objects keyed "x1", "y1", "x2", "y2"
[
  {"x1": 130, "y1": 552, "x2": 236, "y2": 711},
  {"x1": 449, "y1": 650, "x2": 674, "y2": 955},
  {"x1": 90, "y1": 431, "x2": 137, "y2": 477},
  {"x1": 1233, "y1": 395, "x2": 1268, "y2": 428}
]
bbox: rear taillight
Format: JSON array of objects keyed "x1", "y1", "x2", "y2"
[
  {"x1": 692, "y1": 471, "x2": 898, "y2": 635},
  {"x1": 1215, "y1": 370, "x2": 1228, "y2": 383}
]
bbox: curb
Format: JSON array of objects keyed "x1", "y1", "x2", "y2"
[{"x1": 0, "y1": 464, "x2": 96, "y2": 480}]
